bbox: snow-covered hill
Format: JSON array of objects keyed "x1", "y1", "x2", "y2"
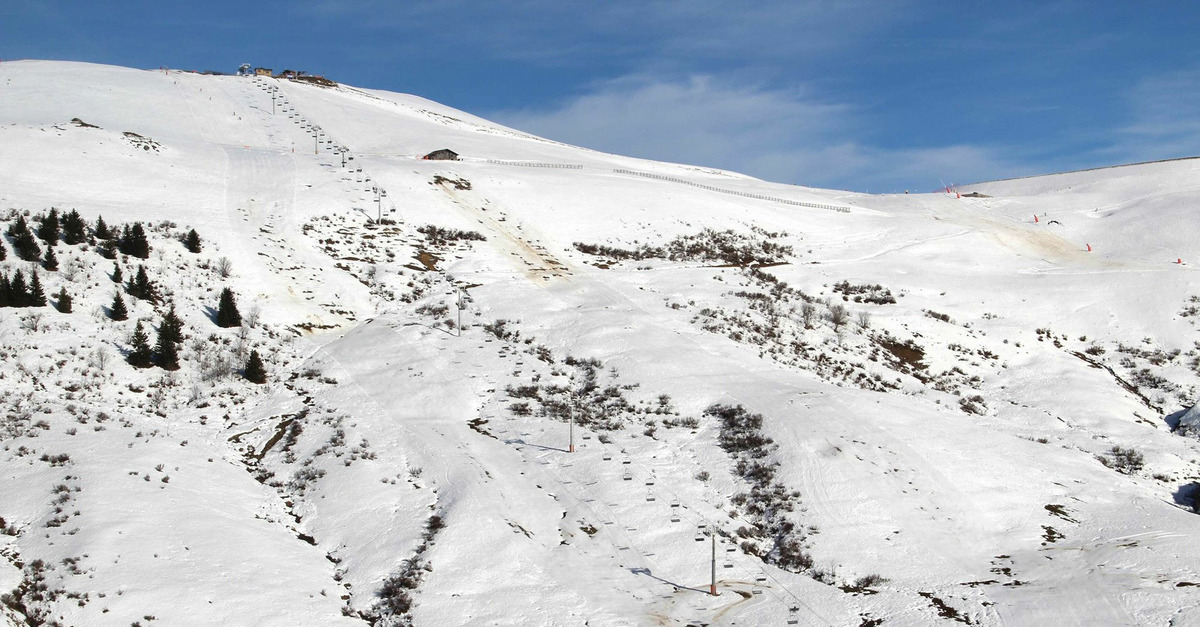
[{"x1": 2, "y1": 60, "x2": 1199, "y2": 626}]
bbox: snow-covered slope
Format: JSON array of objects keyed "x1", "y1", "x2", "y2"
[{"x1": 2, "y1": 60, "x2": 1200, "y2": 627}]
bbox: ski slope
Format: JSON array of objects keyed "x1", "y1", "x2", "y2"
[{"x1": 1, "y1": 60, "x2": 1200, "y2": 626}]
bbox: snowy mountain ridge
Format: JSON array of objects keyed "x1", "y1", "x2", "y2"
[{"x1": 1, "y1": 60, "x2": 1200, "y2": 626}]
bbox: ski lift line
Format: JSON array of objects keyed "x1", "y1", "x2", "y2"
[
  {"x1": 515, "y1": 427, "x2": 760, "y2": 608},
  {"x1": 321, "y1": 345, "x2": 678, "y2": 604},
  {"x1": 611, "y1": 169, "x2": 851, "y2": 214},
  {"x1": 517, "y1": 446, "x2": 675, "y2": 604},
  {"x1": 705, "y1": 530, "x2": 831, "y2": 627},
  {"x1": 563, "y1": 424, "x2": 835, "y2": 626},
  {"x1": 499, "y1": 392, "x2": 827, "y2": 624}
]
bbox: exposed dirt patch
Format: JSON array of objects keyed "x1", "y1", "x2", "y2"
[
  {"x1": 256, "y1": 416, "x2": 297, "y2": 462},
  {"x1": 123, "y1": 131, "x2": 161, "y2": 152},
  {"x1": 293, "y1": 322, "x2": 339, "y2": 334},
  {"x1": 432, "y1": 174, "x2": 472, "y2": 191},
  {"x1": 1041, "y1": 525, "x2": 1065, "y2": 545},
  {"x1": 1044, "y1": 503, "x2": 1079, "y2": 523},
  {"x1": 918, "y1": 592, "x2": 971, "y2": 623},
  {"x1": 292, "y1": 75, "x2": 337, "y2": 88},
  {"x1": 70, "y1": 117, "x2": 100, "y2": 129},
  {"x1": 467, "y1": 416, "x2": 495, "y2": 440},
  {"x1": 879, "y1": 336, "x2": 927, "y2": 371},
  {"x1": 1070, "y1": 350, "x2": 1162, "y2": 413},
  {"x1": 414, "y1": 250, "x2": 440, "y2": 271}
]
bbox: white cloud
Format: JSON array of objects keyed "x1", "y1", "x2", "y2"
[
  {"x1": 491, "y1": 74, "x2": 1017, "y2": 191},
  {"x1": 290, "y1": 0, "x2": 907, "y2": 68},
  {"x1": 1109, "y1": 69, "x2": 1200, "y2": 162}
]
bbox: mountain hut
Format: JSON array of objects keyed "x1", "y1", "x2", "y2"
[{"x1": 423, "y1": 149, "x2": 459, "y2": 161}]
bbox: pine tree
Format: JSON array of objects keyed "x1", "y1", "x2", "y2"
[
  {"x1": 0, "y1": 240, "x2": 6, "y2": 261},
  {"x1": 43, "y1": 246, "x2": 58, "y2": 271},
  {"x1": 36, "y1": 208, "x2": 59, "y2": 246},
  {"x1": 98, "y1": 241, "x2": 116, "y2": 260},
  {"x1": 0, "y1": 273, "x2": 10, "y2": 307},
  {"x1": 9, "y1": 213, "x2": 42, "y2": 261},
  {"x1": 111, "y1": 262, "x2": 123, "y2": 284},
  {"x1": 161, "y1": 305, "x2": 184, "y2": 345},
  {"x1": 9, "y1": 271, "x2": 29, "y2": 308},
  {"x1": 14, "y1": 229, "x2": 41, "y2": 262},
  {"x1": 127, "y1": 321, "x2": 153, "y2": 368},
  {"x1": 216, "y1": 287, "x2": 242, "y2": 328},
  {"x1": 110, "y1": 292, "x2": 128, "y2": 321},
  {"x1": 55, "y1": 287, "x2": 72, "y2": 314},
  {"x1": 27, "y1": 272, "x2": 46, "y2": 307},
  {"x1": 94, "y1": 215, "x2": 111, "y2": 240},
  {"x1": 154, "y1": 321, "x2": 180, "y2": 371},
  {"x1": 6, "y1": 214, "x2": 29, "y2": 238},
  {"x1": 244, "y1": 350, "x2": 267, "y2": 384},
  {"x1": 61, "y1": 209, "x2": 87, "y2": 245},
  {"x1": 185, "y1": 229, "x2": 202, "y2": 253},
  {"x1": 127, "y1": 265, "x2": 157, "y2": 302},
  {"x1": 119, "y1": 222, "x2": 150, "y2": 259}
]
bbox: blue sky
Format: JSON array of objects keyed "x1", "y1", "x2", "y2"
[{"x1": 3, "y1": 1, "x2": 1198, "y2": 192}]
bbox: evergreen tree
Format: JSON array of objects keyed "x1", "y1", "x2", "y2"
[
  {"x1": 127, "y1": 265, "x2": 157, "y2": 302},
  {"x1": 6, "y1": 214, "x2": 29, "y2": 238},
  {"x1": 0, "y1": 273, "x2": 10, "y2": 307},
  {"x1": 94, "y1": 215, "x2": 111, "y2": 240},
  {"x1": 244, "y1": 350, "x2": 267, "y2": 384},
  {"x1": 61, "y1": 209, "x2": 87, "y2": 245},
  {"x1": 216, "y1": 287, "x2": 242, "y2": 328},
  {"x1": 27, "y1": 272, "x2": 46, "y2": 307},
  {"x1": 161, "y1": 305, "x2": 184, "y2": 345},
  {"x1": 43, "y1": 246, "x2": 58, "y2": 271},
  {"x1": 0, "y1": 239, "x2": 6, "y2": 261},
  {"x1": 97, "y1": 241, "x2": 116, "y2": 260},
  {"x1": 127, "y1": 321, "x2": 153, "y2": 368},
  {"x1": 14, "y1": 229, "x2": 41, "y2": 262},
  {"x1": 111, "y1": 262, "x2": 123, "y2": 284},
  {"x1": 36, "y1": 208, "x2": 59, "y2": 246},
  {"x1": 109, "y1": 292, "x2": 128, "y2": 321},
  {"x1": 154, "y1": 321, "x2": 180, "y2": 371},
  {"x1": 132, "y1": 222, "x2": 150, "y2": 258},
  {"x1": 185, "y1": 229, "x2": 202, "y2": 253},
  {"x1": 9, "y1": 271, "x2": 29, "y2": 308},
  {"x1": 8, "y1": 214, "x2": 42, "y2": 261},
  {"x1": 119, "y1": 222, "x2": 150, "y2": 259},
  {"x1": 55, "y1": 287, "x2": 72, "y2": 314}
]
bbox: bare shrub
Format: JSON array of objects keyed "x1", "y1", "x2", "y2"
[
  {"x1": 1098, "y1": 446, "x2": 1145, "y2": 475},
  {"x1": 826, "y1": 304, "x2": 849, "y2": 332},
  {"x1": 89, "y1": 347, "x2": 111, "y2": 371},
  {"x1": 856, "y1": 311, "x2": 871, "y2": 331},
  {"x1": 244, "y1": 303, "x2": 261, "y2": 328}
]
